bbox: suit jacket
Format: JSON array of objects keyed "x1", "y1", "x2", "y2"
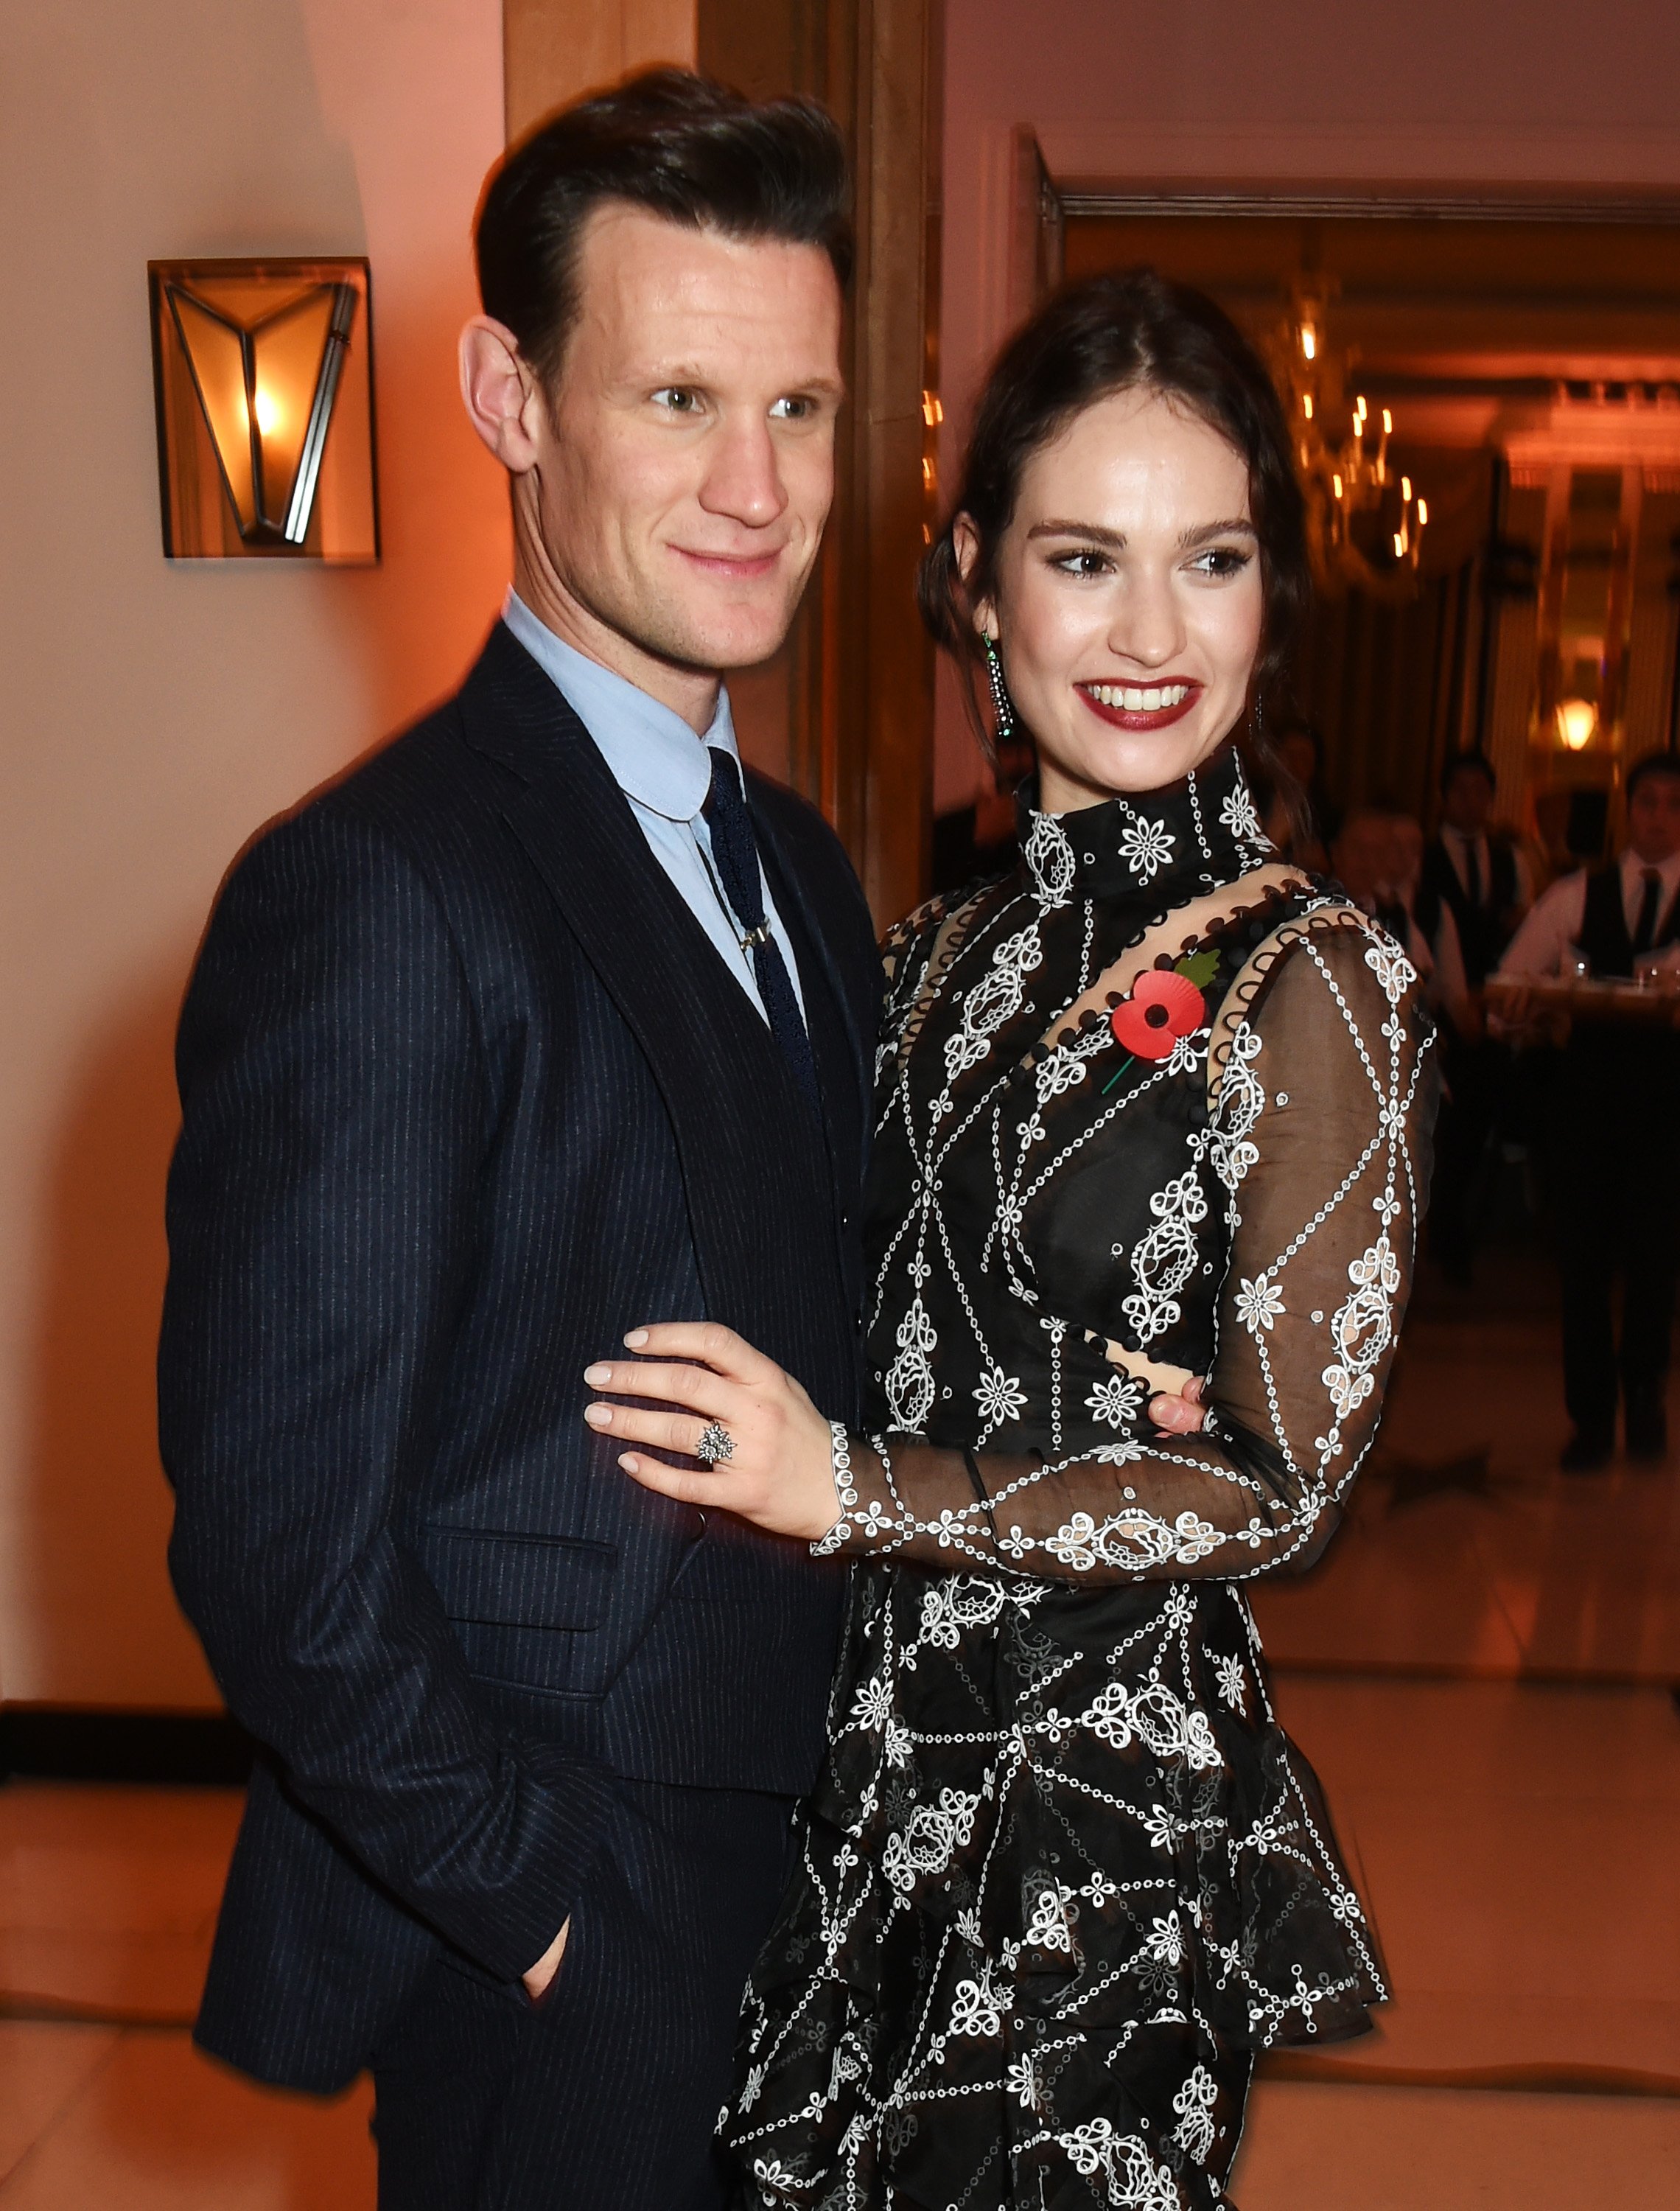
[{"x1": 158, "y1": 622, "x2": 880, "y2": 2089}]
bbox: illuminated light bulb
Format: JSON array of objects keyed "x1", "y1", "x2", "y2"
[
  {"x1": 1417, "y1": 498, "x2": 1428, "y2": 524},
  {"x1": 1303, "y1": 394, "x2": 1315, "y2": 419},
  {"x1": 1354, "y1": 395, "x2": 1367, "y2": 422},
  {"x1": 1301, "y1": 324, "x2": 1318, "y2": 361},
  {"x1": 1332, "y1": 472, "x2": 1343, "y2": 498},
  {"x1": 1382, "y1": 408, "x2": 1393, "y2": 435},
  {"x1": 253, "y1": 385, "x2": 281, "y2": 437},
  {"x1": 1401, "y1": 475, "x2": 1413, "y2": 501},
  {"x1": 1393, "y1": 532, "x2": 1404, "y2": 555},
  {"x1": 1555, "y1": 697, "x2": 1596, "y2": 750},
  {"x1": 922, "y1": 455, "x2": 935, "y2": 490}
]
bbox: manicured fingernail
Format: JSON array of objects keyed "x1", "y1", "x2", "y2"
[
  {"x1": 623, "y1": 1329, "x2": 648, "y2": 1348},
  {"x1": 584, "y1": 1364, "x2": 611, "y2": 1386},
  {"x1": 619, "y1": 1454, "x2": 638, "y2": 1472},
  {"x1": 584, "y1": 1403, "x2": 611, "y2": 1427}
]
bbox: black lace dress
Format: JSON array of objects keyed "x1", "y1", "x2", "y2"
[{"x1": 720, "y1": 746, "x2": 1437, "y2": 2210}]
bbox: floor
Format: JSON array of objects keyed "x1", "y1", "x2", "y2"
[{"x1": 1, "y1": 1255, "x2": 1677, "y2": 2205}]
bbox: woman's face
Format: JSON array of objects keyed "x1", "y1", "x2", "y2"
[{"x1": 964, "y1": 385, "x2": 1264, "y2": 813}]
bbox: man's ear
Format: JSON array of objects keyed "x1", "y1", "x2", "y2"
[
  {"x1": 459, "y1": 316, "x2": 545, "y2": 472},
  {"x1": 951, "y1": 512, "x2": 996, "y2": 641}
]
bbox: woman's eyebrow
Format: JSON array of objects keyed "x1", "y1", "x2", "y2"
[
  {"x1": 1025, "y1": 518, "x2": 1125, "y2": 547},
  {"x1": 1179, "y1": 518, "x2": 1258, "y2": 547},
  {"x1": 1023, "y1": 517, "x2": 1259, "y2": 549}
]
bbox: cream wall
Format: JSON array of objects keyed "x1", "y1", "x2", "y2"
[
  {"x1": 0, "y1": 0, "x2": 511, "y2": 1705},
  {"x1": 935, "y1": 0, "x2": 1680, "y2": 811}
]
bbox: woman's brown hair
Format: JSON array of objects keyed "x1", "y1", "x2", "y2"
[{"x1": 918, "y1": 268, "x2": 1310, "y2": 777}]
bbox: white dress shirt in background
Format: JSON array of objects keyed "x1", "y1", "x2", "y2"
[{"x1": 1498, "y1": 846, "x2": 1680, "y2": 979}]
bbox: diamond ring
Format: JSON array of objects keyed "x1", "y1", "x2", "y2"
[{"x1": 696, "y1": 1421, "x2": 734, "y2": 1467}]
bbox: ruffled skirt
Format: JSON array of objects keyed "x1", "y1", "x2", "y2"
[{"x1": 720, "y1": 1565, "x2": 1382, "y2": 2210}]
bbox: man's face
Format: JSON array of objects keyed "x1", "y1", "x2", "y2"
[
  {"x1": 528, "y1": 206, "x2": 844, "y2": 680},
  {"x1": 1443, "y1": 766, "x2": 1494, "y2": 836},
  {"x1": 1628, "y1": 772, "x2": 1680, "y2": 866}
]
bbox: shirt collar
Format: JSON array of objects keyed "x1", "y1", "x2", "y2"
[
  {"x1": 1621, "y1": 844, "x2": 1680, "y2": 896},
  {"x1": 503, "y1": 590, "x2": 738, "y2": 822}
]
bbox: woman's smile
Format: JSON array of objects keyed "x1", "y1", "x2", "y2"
[{"x1": 1077, "y1": 676, "x2": 1203, "y2": 731}]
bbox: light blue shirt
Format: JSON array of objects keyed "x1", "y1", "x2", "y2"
[{"x1": 503, "y1": 592, "x2": 803, "y2": 1023}]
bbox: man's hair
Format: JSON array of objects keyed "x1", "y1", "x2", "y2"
[
  {"x1": 475, "y1": 68, "x2": 852, "y2": 386},
  {"x1": 1625, "y1": 748, "x2": 1680, "y2": 803},
  {"x1": 1439, "y1": 748, "x2": 1497, "y2": 797}
]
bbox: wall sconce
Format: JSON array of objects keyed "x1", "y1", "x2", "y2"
[{"x1": 148, "y1": 258, "x2": 378, "y2": 562}]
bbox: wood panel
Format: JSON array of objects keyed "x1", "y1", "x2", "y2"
[
  {"x1": 503, "y1": 0, "x2": 696, "y2": 139},
  {"x1": 699, "y1": 0, "x2": 943, "y2": 926}
]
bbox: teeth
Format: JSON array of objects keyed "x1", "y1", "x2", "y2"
[{"x1": 1086, "y1": 682, "x2": 1191, "y2": 713}]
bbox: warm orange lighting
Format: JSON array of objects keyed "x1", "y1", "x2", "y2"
[
  {"x1": 1332, "y1": 472, "x2": 1343, "y2": 498},
  {"x1": 1382, "y1": 408, "x2": 1393, "y2": 435},
  {"x1": 253, "y1": 385, "x2": 281, "y2": 437},
  {"x1": 922, "y1": 455, "x2": 935, "y2": 490},
  {"x1": 1303, "y1": 394, "x2": 1314, "y2": 419},
  {"x1": 1301, "y1": 324, "x2": 1318, "y2": 361},
  {"x1": 920, "y1": 388, "x2": 943, "y2": 426},
  {"x1": 1401, "y1": 475, "x2": 1413, "y2": 501},
  {"x1": 1416, "y1": 498, "x2": 1429, "y2": 524},
  {"x1": 1555, "y1": 697, "x2": 1596, "y2": 750},
  {"x1": 1394, "y1": 531, "x2": 1405, "y2": 556}
]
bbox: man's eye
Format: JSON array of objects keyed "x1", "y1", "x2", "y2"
[
  {"x1": 652, "y1": 388, "x2": 700, "y2": 414},
  {"x1": 769, "y1": 396, "x2": 813, "y2": 421}
]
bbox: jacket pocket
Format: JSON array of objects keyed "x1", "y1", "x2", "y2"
[{"x1": 419, "y1": 1526, "x2": 618, "y2": 1634}]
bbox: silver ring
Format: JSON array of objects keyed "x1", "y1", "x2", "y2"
[{"x1": 696, "y1": 1421, "x2": 734, "y2": 1467}]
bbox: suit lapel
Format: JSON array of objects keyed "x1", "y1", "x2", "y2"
[{"x1": 455, "y1": 626, "x2": 836, "y2": 1313}]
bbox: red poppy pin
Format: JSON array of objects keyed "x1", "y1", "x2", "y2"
[{"x1": 1110, "y1": 968, "x2": 1205, "y2": 1059}]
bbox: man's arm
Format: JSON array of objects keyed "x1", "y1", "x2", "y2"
[{"x1": 161, "y1": 800, "x2": 610, "y2": 1983}]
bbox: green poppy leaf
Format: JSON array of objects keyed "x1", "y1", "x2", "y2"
[{"x1": 1175, "y1": 950, "x2": 1220, "y2": 988}]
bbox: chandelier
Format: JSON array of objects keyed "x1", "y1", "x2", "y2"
[{"x1": 1269, "y1": 280, "x2": 1427, "y2": 599}]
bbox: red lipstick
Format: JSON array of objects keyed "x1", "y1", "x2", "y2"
[{"x1": 1077, "y1": 680, "x2": 1203, "y2": 733}]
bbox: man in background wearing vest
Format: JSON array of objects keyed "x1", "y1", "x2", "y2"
[
  {"x1": 1498, "y1": 751, "x2": 1680, "y2": 1471},
  {"x1": 1419, "y1": 750, "x2": 1531, "y2": 1285}
]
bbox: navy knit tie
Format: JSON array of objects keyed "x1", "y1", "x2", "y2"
[{"x1": 703, "y1": 750, "x2": 820, "y2": 1113}]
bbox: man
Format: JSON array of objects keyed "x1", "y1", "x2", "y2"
[
  {"x1": 1498, "y1": 750, "x2": 1680, "y2": 1471},
  {"x1": 1418, "y1": 751, "x2": 1532, "y2": 1285},
  {"x1": 1331, "y1": 804, "x2": 1469, "y2": 1026},
  {"x1": 159, "y1": 73, "x2": 878, "y2": 2211}
]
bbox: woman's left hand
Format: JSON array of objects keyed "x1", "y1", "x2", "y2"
[{"x1": 584, "y1": 1323, "x2": 841, "y2": 1542}]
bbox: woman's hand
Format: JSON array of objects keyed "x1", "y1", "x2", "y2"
[{"x1": 584, "y1": 1324, "x2": 841, "y2": 1543}]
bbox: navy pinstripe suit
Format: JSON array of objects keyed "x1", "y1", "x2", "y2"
[{"x1": 159, "y1": 622, "x2": 880, "y2": 2207}]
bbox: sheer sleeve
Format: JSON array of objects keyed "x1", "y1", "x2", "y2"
[{"x1": 826, "y1": 918, "x2": 1437, "y2": 1585}]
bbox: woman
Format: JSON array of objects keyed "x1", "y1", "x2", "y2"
[{"x1": 583, "y1": 271, "x2": 1437, "y2": 2210}]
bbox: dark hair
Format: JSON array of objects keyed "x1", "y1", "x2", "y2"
[
  {"x1": 475, "y1": 68, "x2": 852, "y2": 385},
  {"x1": 918, "y1": 268, "x2": 1310, "y2": 773},
  {"x1": 1439, "y1": 748, "x2": 1497, "y2": 797},
  {"x1": 1626, "y1": 749, "x2": 1680, "y2": 802}
]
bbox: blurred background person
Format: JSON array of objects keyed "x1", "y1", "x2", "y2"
[
  {"x1": 1497, "y1": 750, "x2": 1680, "y2": 1470},
  {"x1": 1252, "y1": 713, "x2": 1338, "y2": 868},
  {"x1": 1418, "y1": 751, "x2": 1532, "y2": 1285},
  {"x1": 1334, "y1": 803, "x2": 1470, "y2": 1033}
]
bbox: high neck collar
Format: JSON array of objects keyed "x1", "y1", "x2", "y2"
[{"x1": 1017, "y1": 743, "x2": 1273, "y2": 909}]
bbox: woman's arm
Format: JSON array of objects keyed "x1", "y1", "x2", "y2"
[
  {"x1": 587, "y1": 918, "x2": 1435, "y2": 1587},
  {"x1": 829, "y1": 923, "x2": 1435, "y2": 1581}
]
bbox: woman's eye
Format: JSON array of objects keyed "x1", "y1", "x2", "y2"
[
  {"x1": 1191, "y1": 546, "x2": 1253, "y2": 579},
  {"x1": 1052, "y1": 549, "x2": 1113, "y2": 579}
]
